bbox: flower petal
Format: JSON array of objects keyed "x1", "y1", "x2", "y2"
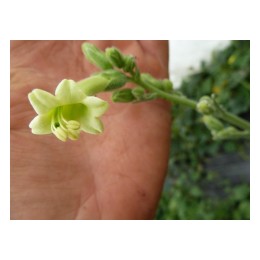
[
  {"x1": 81, "y1": 96, "x2": 109, "y2": 117},
  {"x1": 80, "y1": 117, "x2": 104, "y2": 134},
  {"x1": 29, "y1": 113, "x2": 53, "y2": 134},
  {"x1": 28, "y1": 89, "x2": 59, "y2": 115},
  {"x1": 55, "y1": 79, "x2": 86, "y2": 104}
]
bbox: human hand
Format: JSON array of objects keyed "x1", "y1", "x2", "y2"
[{"x1": 11, "y1": 40, "x2": 171, "y2": 219}]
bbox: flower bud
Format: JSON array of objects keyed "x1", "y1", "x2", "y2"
[
  {"x1": 98, "y1": 70, "x2": 128, "y2": 91},
  {"x1": 112, "y1": 89, "x2": 136, "y2": 103},
  {"x1": 123, "y1": 55, "x2": 136, "y2": 73},
  {"x1": 105, "y1": 47, "x2": 125, "y2": 68},
  {"x1": 162, "y1": 79, "x2": 173, "y2": 92},
  {"x1": 143, "y1": 92, "x2": 158, "y2": 101},
  {"x1": 141, "y1": 73, "x2": 163, "y2": 89},
  {"x1": 82, "y1": 43, "x2": 113, "y2": 70},
  {"x1": 132, "y1": 87, "x2": 145, "y2": 100},
  {"x1": 213, "y1": 127, "x2": 250, "y2": 140},
  {"x1": 202, "y1": 115, "x2": 224, "y2": 132},
  {"x1": 197, "y1": 96, "x2": 216, "y2": 115}
]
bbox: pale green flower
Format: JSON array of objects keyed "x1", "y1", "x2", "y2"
[{"x1": 28, "y1": 79, "x2": 109, "y2": 141}]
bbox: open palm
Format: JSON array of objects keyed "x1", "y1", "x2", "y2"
[{"x1": 11, "y1": 40, "x2": 171, "y2": 219}]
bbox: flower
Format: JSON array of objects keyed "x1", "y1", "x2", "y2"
[{"x1": 28, "y1": 79, "x2": 109, "y2": 141}]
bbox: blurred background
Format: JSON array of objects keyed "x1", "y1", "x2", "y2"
[
  {"x1": 169, "y1": 41, "x2": 230, "y2": 87},
  {"x1": 156, "y1": 40, "x2": 250, "y2": 220}
]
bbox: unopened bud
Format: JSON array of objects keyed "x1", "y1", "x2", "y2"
[
  {"x1": 213, "y1": 127, "x2": 250, "y2": 140},
  {"x1": 162, "y1": 79, "x2": 173, "y2": 92},
  {"x1": 141, "y1": 73, "x2": 163, "y2": 89},
  {"x1": 132, "y1": 87, "x2": 145, "y2": 100},
  {"x1": 106, "y1": 47, "x2": 125, "y2": 68},
  {"x1": 112, "y1": 89, "x2": 136, "y2": 103},
  {"x1": 82, "y1": 43, "x2": 113, "y2": 70},
  {"x1": 202, "y1": 115, "x2": 224, "y2": 132},
  {"x1": 123, "y1": 55, "x2": 136, "y2": 73},
  {"x1": 143, "y1": 92, "x2": 158, "y2": 101},
  {"x1": 99, "y1": 70, "x2": 128, "y2": 91},
  {"x1": 197, "y1": 96, "x2": 216, "y2": 115}
]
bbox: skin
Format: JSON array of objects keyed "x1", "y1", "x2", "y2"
[{"x1": 10, "y1": 40, "x2": 171, "y2": 220}]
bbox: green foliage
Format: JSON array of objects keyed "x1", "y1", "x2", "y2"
[{"x1": 156, "y1": 40, "x2": 250, "y2": 220}]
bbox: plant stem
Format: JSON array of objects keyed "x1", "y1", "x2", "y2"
[
  {"x1": 217, "y1": 110, "x2": 250, "y2": 130},
  {"x1": 133, "y1": 77, "x2": 250, "y2": 131},
  {"x1": 133, "y1": 79, "x2": 197, "y2": 109}
]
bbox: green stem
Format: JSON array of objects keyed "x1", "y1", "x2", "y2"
[
  {"x1": 133, "y1": 78, "x2": 197, "y2": 109},
  {"x1": 132, "y1": 77, "x2": 250, "y2": 131},
  {"x1": 217, "y1": 111, "x2": 250, "y2": 130}
]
